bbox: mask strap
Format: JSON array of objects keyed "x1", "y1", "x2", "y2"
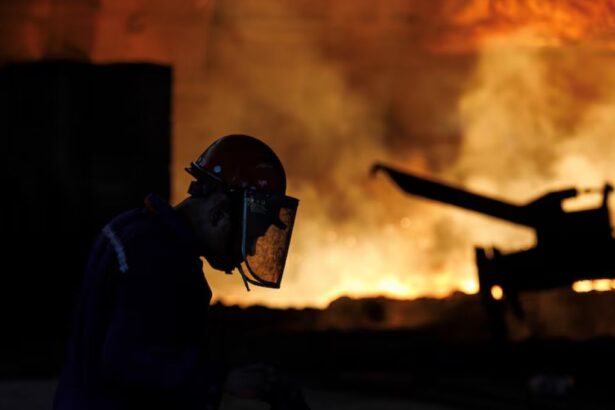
[{"x1": 236, "y1": 264, "x2": 251, "y2": 292}]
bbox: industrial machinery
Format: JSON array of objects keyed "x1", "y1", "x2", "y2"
[{"x1": 372, "y1": 163, "x2": 615, "y2": 338}]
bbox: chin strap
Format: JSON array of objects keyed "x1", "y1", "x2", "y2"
[
  {"x1": 188, "y1": 180, "x2": 212, "y2": 197},
  {"x1": 236, "y1": 264, "x2": 251, "y2": 292}
]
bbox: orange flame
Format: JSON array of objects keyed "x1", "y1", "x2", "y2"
[{"x1": 432, "y1": 0, "x2": 615, "y2": 52}]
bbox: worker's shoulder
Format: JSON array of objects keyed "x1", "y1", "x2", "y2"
[
  {"x1": 108, "y1": 207, "x2": 157, "y2": 235},
  {"x1": 104, "y1": 207, "x2": 173, "y2": 251},
  {"x1": 101, "y1": 208, "x2": 183, "y2": 274}
]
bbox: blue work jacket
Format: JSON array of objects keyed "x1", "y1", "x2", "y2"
[{"x1": 54, "y1": 194, "x2": 225, "y2": 410}]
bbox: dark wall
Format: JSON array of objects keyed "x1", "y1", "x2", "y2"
[{"x1": 0, "y1": 61, "x2": 171, "y2": 376}]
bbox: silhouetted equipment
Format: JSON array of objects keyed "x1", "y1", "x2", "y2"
[
  {"x1": 1, "y1": 61, "x2": 171, "y2": 375},
  {"x1": 372, "y1": 163, "x2": 615, "y2": 338}
]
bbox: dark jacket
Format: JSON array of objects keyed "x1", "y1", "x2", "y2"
[{"x1": 54, "y1": 194, "x2": 225, "y2": 410}]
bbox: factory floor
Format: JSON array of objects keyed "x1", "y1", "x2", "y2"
[{"x1": 0, "y1": 379, "x2": 455, "y2": 410}]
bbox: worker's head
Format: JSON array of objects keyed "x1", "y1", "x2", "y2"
[{"x1": 177, "y1": 135, "x2": 299, "y2": 290}]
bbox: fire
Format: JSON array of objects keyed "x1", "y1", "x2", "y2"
[
  {"x1": 3, "y1": 0, "x2": 615, "y2": 308},
  {"x1": 432, "y1": 0, "x2": 615, "y2": 52},
  {"x1": 323, "y1": 275, "x2": 416, "y2": 303}
]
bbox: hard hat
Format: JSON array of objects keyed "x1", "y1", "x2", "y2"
[{"x1": 186, "y1": 134, "x2": 286, "y2": 196}]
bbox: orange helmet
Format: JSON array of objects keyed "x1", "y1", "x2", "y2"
[{"x1": 186, "y1": 135, "x2": 299, "y2": 290}]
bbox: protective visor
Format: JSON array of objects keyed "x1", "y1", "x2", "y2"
[{"x1": 238, "y1": 190, "x2": 299, "y2": 289}]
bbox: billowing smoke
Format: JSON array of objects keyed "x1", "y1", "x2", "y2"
[
  {"x1": 191, "y1": 1, "x2": 615, "y2": 307},
  {"x1": 3, "y1": 0, "x2": 615, "y2": 309},
  {"x1": 185, "y1": 1, "x2": 479, "y2": 307}
]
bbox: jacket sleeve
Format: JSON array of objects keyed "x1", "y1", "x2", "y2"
[{"x1": 101, "y1": 233, "x2": 226, "y2": 409}]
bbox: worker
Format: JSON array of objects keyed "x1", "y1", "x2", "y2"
[{"x1": 53, "y1": 135, "x2": 304, "y2": 410}]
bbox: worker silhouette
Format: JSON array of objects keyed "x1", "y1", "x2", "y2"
[{"x1": 53, "y1": 135, "x2": 308, "y2": 409}]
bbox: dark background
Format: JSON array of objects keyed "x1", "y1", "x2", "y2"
[{"x1": 0, "y1": 61, "x2": 171, "y2": 377}]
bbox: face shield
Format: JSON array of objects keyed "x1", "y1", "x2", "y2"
[{"x1": 235, "y1": 190, "x2": 299, "y2": 289}]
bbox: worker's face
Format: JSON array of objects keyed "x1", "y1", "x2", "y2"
[{"x1": 193, "y1": 191, "x2": 243, "y2": 272}]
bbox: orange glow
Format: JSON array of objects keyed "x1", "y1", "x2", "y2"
[
  {"x1": 3, "y1": 1, "x2": 615, "y2": 308},
  {"x1": 198, "y1": 1, "x2": 615, "y2": 308},
  {"x1": 460, "y1": 278, "x2": 480, "y2": 295},
  {"x1": 572, "y1": 280, "x2": 615, "y2": 293},
  {"x1": 593, "y1": 279, "x2": 612, "y2": 292},
  {"x1": 432, "y1": 0, "x2": 615, "y2": 53},
  {"x1": 168, "y1": 0, "x2": 615, "y2": 308},
  {"x1": 491, "y1": 285, "x2": 504, "y2": 300},
  {"x1": 573, "y1": 280, "x2": 593, "y2": 293},
  {"x1": 323, "y1": 275, "x2": 416, "y2": 302}
]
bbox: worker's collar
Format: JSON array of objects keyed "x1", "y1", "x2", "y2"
[{"x1": 144, "y1": 193, "x2": 200, "y2": 255}]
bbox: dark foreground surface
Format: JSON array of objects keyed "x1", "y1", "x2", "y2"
[
  {"x1": 3, "y1": 331, "x2": 612, "y2": 410},
  {"x1": 0, "y1": 380, "x2": 456, "y2": 410},
  {"x1": 230, "y1": 331, "x2": 615, "y2": 410},
  {"x1": 2, "y1": 293, "x2": 614, "y2": 409}
]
